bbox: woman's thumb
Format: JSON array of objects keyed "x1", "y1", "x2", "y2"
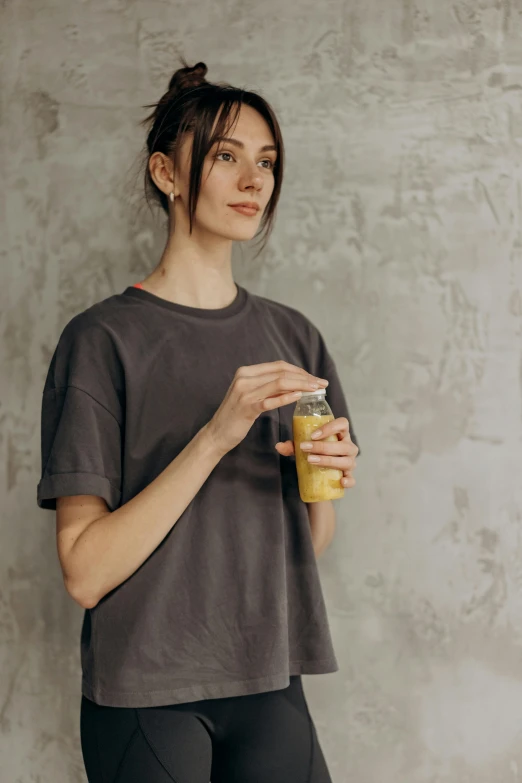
[{"x1": 275, "y1": 440, "x2": 295, "y2": 456}]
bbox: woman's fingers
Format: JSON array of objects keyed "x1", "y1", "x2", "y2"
[
  {"x1": 238, "y1": 360, "x2": 328, "y2": 382},
  {"x1": 299, "y1": 439, "x2": 356, "y2": 459},
  {"x1": 252, "y1": 374, "x2": 329, "y2": 406},
  {"x1": 305, "y1": 454, "x2": 354, "y2": 470},
  {"x1": 276, "y1": 440, "x2": 358, "y2": 467},
  {"x1": 310, "y1": 416, "x2": 349, "y2": 439},
  {"x1": 276, "y1": 440, "x2": 357, "y2": 487}
]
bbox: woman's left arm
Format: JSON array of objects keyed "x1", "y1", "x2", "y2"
[
  {"x1": 307, "y1": 500, "x2": 336, "y2": 557},
  {"x1": 275, "y1": 415, "x2": 359, "y2": 557}
]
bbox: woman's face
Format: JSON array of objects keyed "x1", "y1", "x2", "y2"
[{"x1": 171, "y1": 103, "x2": 278, "y2": 241}]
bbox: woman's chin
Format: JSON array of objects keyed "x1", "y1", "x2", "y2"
[{"x1": 220, "y1": 227, "x2": 260, "y2": 242}]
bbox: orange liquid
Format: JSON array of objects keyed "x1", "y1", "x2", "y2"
[{"x1": 293, "y1": 414, "x2": 344, "y2": 503}]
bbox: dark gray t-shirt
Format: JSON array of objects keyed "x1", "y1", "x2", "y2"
[{"x1": 37, "y1": 283, "x2": 360, "y2": 708}]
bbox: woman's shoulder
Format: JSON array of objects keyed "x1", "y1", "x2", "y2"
[
  {"x1": 249, "y1": 289, "x2": 320, "y2": 339},
  {"x1": 59, "y1": 291, "x2": 132, "y2": 342},
  {"x1": 46, "y1": 293, "x2": 132, "y2": 396}
]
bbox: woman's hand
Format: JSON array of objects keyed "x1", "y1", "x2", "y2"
[
  {"x1": 275, "y1": 416, "x2": 358, "y2": 488},
  {"x1": 207, "y1": 361, "x2": 329, "y2": 457}
]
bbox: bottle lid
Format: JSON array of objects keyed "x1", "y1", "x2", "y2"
[{"x1": 300, "y1": 388, "x2": 327, "y2": 397}]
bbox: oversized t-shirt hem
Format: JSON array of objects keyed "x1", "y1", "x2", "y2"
[{"x1": 81, "y1": 659, "x2": 340, "y2": 708}]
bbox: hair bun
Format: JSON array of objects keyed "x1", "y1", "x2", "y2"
[{"x1": 168, "y1": 60, "x2": 208, "y2": 94}]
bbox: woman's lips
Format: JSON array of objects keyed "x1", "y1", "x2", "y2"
[{"x1": 230, "y1": 205, "x2": 259, "y2": 216}]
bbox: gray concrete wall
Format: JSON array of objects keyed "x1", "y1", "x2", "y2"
[{"x1": 2, "y1": 1, "x2": 522, "y2": 780}]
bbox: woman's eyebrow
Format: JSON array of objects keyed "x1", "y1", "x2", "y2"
[{"x1": 213, "y1": 135, "x2": 277, "y2": 153}]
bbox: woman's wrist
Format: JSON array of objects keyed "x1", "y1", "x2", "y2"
[{"x1": 198, "y1": 421, "x2": 229, "y2": 461}]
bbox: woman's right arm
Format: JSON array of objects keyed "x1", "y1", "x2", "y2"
[
  {"x1": 56, "y1": 361, "x2": 329, "y2": 610},
  {"x1": 57, "y1": 422, "x2": 226, "y2": 609}
]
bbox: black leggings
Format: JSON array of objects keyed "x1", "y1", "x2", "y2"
[{"x1": 80, "y1": 675, "x2": 333, "y2": 782}]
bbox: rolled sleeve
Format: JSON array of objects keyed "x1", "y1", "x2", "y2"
[{"x1": 37, "y1": 385, "x2": 122, "y2": 511}]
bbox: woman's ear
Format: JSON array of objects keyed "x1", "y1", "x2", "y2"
[{"x1": 149, "y1": 151, "x2": 176, "y2": 198}]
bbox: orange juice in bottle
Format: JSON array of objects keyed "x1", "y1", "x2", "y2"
[{"x1": 293, "y1": 388, "x2": 344, "y2": 503}]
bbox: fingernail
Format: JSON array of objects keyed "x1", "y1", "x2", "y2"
[
  {"x1": 308, "y1": 455, "x2": 321, "y2": 463},
  {"x1": 311, "y1": 430, "x2": 322, "y2": 439},
  {"x1": 300, "y1": 442, "x2": 313, "y2": 450}
]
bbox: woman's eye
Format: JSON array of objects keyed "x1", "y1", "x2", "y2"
[{"x1": 214, "y1": 152, "x2": 275, "y2": 170}]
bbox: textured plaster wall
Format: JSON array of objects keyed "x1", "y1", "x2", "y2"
[{"x1": 2, "y1": 1, "x2": 522, "y2": 781}]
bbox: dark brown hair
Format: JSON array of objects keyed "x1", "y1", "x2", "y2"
[{"x1": 139, "y1": 56, "x2": 285, "y2": 257}]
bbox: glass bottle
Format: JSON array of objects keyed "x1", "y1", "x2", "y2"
[{"x1": 293, "y1": 388, "x2": 344, "y2": 503}]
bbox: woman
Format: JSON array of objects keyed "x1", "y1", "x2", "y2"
[{"x1": 37, "y1": 58, "x2": 360, "y2": 783}]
